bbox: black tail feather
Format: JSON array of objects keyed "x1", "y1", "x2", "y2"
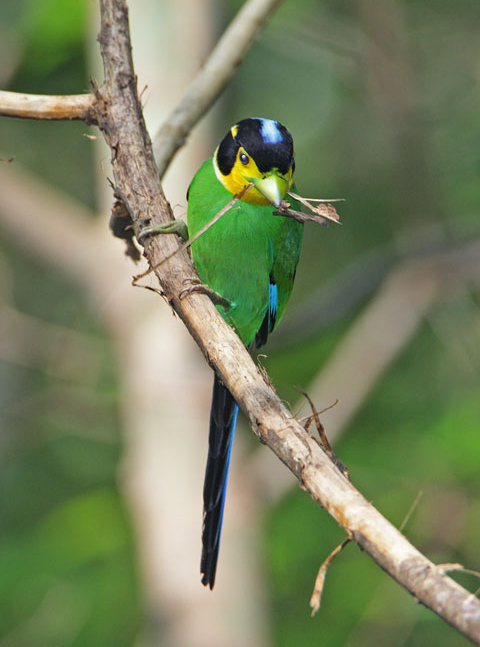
[{"x1": 200, "y1": 374, "x2": 238, "y2": 589}]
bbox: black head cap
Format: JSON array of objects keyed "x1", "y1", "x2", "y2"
[{"x1": 216, "y1": 118, "x2": 294, "y2": 176}]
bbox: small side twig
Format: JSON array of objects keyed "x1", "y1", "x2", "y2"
[
  {"x1": 437, "y1": 564, "x2": 480, "y2": 596},
  {"x1": 296, "y1": 387, "x2": 348, "y2": 478},
  {"x1": 0, "y1": 90, "x2": 97, "y2": 121},
  {"x1": 276, "y1": 193, "x2": 342, "y2": 226},
  {"x1": 399, "y1": 490, "x2": 423, "y2": 533},
  {"x1": 310, "y1": 536, "x2": 352, "y2": 616}
]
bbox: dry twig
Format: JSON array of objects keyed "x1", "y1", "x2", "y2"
[
  {"x1": 310, "y1": 537, "x2": 352, "y2": 616},
  {"x1": 296, "y1": 388, "x2": 348, "y2": 478},
  {"x1": 0, "y1": 90, "x2": 96, "y2": 121},
  {"x1": 284, "y1": 190, "x2": 342, "y2": 225}
]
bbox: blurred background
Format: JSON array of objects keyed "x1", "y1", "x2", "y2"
[{"x1": 1, "y1": 0, "x2": 479, "y2": 646}]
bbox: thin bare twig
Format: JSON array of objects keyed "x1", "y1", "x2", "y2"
[
  {"x1": 282, "y1": 191, "x2": 342, "y2": 225},
  {"x1": 296, "y1": 388, "x2": 348, "y2": 478},
  {"x1": 399, "y1": 490, "x2": 424, "y2": 533},
  {"x1": 310, "y1": 537, "x2": 352, "y2": 616},
  {"x1": 0, "y1": 90, "x2": 96, "y2": 121}
]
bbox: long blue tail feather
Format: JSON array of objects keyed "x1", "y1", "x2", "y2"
[{"x1": 201, "y1": 374, "x2": 238, "y2": 588}]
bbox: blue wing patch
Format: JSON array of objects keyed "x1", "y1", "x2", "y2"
[
  {"x1": 255, "y1": 279, "x2": 278, "y2": 348},
  {"x1": 268, "y1": 281, "x2": 278, "y2": 329}
]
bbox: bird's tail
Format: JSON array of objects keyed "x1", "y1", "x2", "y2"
[{"x1": 201, "y1": 373, "x2": 238, "y2": 589}]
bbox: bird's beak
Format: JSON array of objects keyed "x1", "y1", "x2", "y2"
[{"x1": 250, "y1": 172, "x2": 288, "y2": 207}]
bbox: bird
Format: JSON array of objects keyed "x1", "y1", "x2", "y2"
[{"x1": 186, "y1": 117, "x2": 304, "y2": 589}]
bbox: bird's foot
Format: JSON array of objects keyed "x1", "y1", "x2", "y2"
[
  {"x1": 136, "y1": 219, "x2": 189, "y2": 246},
  {"x1": 179, "y1": 278, "x2": 231, "y2": 310}
]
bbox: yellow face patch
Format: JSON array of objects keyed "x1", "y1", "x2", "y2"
[{"x1": 219, "y1": 146, "x2": 293, "y2": 205}]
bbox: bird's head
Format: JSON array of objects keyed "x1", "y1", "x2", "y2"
[{"x1": 213, "y1": 117, "x2": 295, "y2": 207}]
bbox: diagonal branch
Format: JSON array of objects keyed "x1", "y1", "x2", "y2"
[
  {"x1": 93, "y1": 0, "x2": 480, "y2": 643},
  {"x1": 152, "y1": 0, "x2": 285, "y2": 177}
]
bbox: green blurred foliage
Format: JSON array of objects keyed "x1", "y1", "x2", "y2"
[
  {"x1": 20, "y1": 0, "x2": 87, "y2": 75},
  {"x1": 1, "y1": 0, "x2": 479, "y2": 646}
]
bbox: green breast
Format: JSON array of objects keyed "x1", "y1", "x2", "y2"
[{"x1": 187, "y1": 159, "x2": 303, "y2": 346}]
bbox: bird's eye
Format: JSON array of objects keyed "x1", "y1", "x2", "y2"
[{"x1": 239, "y1": 152, "x2": 249, "y2": 165}]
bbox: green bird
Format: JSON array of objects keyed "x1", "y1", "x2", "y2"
[{"x1": 186, "y1": 117, "x2": 304, "y2": 588}]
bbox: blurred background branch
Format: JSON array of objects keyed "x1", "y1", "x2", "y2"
[{"x1": 152, "y1": 0, "x2": 285, "y2": 176}]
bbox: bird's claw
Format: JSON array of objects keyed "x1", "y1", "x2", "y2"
[
  {"x1": 178, "y1": 278, "x2": 231, "y2": 310},
  {"x1": 178, "y1": 277, "x2": 202, "y2": 300},
  {"x1": 136, "y1": 219, "x2": 188, "y2": 246}
]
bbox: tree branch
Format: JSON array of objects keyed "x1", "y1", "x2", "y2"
[
  {"x1": 92, "y1": 0, "x2": 480, "y2": 643},
  {"x1": 0, "y1": 90, "x2": 96, "y2": 121},
  {"x1": 152, "y1": 0, "x2": 284, "y2": 177}
]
